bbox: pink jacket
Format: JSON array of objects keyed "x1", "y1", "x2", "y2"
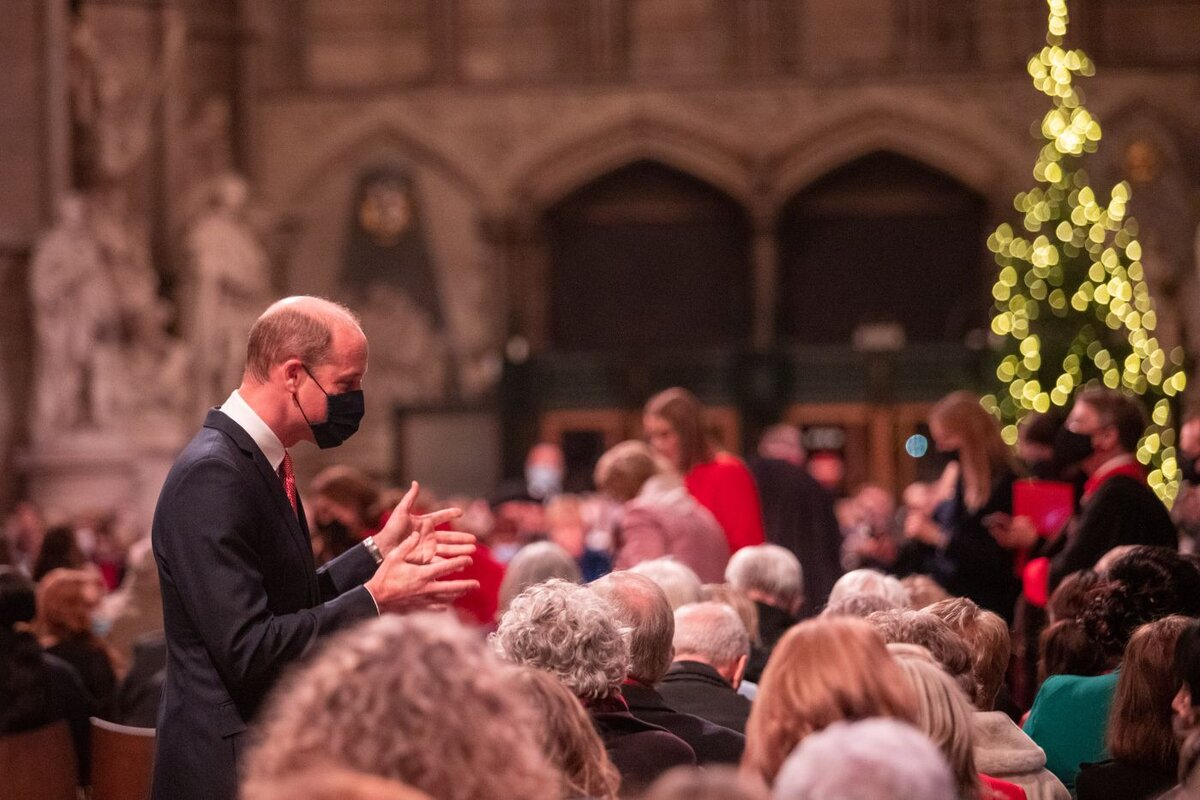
[{"x1": 615, "y1": 478, "x2": 731, "y2": 583}]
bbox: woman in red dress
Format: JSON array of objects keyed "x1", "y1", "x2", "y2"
[{"x1": 643, "y1": 387, "x2": 764, "y2": 554}]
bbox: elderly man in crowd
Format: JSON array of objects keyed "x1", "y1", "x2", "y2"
[
  {"x1": 658, "y1": 601, "x2": 753, "y2": 733},
  {"x1": 492, "y1": 578, "x2": 695, "y2": 791},
  {"x1": 723, "y1": 544, "x2": 804, "y2": 682},
  {"x1": 590, "y1": 572, "x2": 745, "y2": 764}
]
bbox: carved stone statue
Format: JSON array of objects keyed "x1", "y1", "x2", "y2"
[
  {"x1": 28, "y1": 194, "x2": 121, "y2": 437},
  {"x1": 181, "y1": 173, "x2": 274, "y2": 408},
  {"x1": 357, "y1": 284, "x2": 451, "y2": 404}
]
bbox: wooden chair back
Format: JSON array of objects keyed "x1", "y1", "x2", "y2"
[
  {"x1": 0, "y1": 720, "x2": 78, "y2": 800},
  {"x1": 89, "y1": 717, "x2": 156, "y2": 800}
]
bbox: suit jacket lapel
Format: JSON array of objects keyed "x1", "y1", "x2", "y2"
[{"x1": 203, "y1": 410, "x2": 320, "y2": 603}]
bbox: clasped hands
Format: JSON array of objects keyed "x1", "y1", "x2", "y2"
[{"x1": 364, "y1": 481, "x2": 479, "y2": 614}]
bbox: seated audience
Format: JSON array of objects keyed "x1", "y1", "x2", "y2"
[
  {"x1": 827, "y1": 567, "x2": 909, "y2": 609},
  {"x1": 0, "y1": 567, "x2": 92, "y2": 782},
  {"x1": 595, "y1": 440, "x2": 729, "y2": 582},
  {"x1": 1161, "y1": 620, "x2": 1200, "y2": 799},
  {"x1": 1025, "y1": 547, "x2": 1200, "y2": 792},
  {"x1": 630, "y1": 557, "x2": 704, "y2": 609},
  {"x1": 724, "y1": 544, "x2": 804, "y2": 683},
  {"x1": 643, "y1": 387, "x2": 765, "y2": 553},
  {"x1": 1037, "y1": 618, "x2": 1108, "y2": 686},
  {"x1": 242, "y1": 614, "x2": 559, "y2": 800},
  {"x1": 642, "y1": 766, "x2": 768, "y2": 800},
  {"x1": 34, "y1": 567, "x2": 118, "y2": 717},
  {"x1": 659, "y1": 601, "x2": 753, "y2": 734},
  {"x1": 928, "y1": 598, "x2": 1069, "y2": 800},
  {"x1": 492, "y1": 578, "x2": 695, "y2": 790},
  {"x1": 821, "y1": 591, "x2": 899, "y2": 619},
  {"x1": 307, "y1": 465, "x2": 382, "y2": 564},
  {"x1": 1075, "y1": 616, "x2": 1192, "y2": 800},
  {"x1": 893, "y1": 649, "x2": 1021, "y2": 800},
  {"x1": 98, "y1": 538, "x2": 163, "y2": 670},
  {"x1": 513, "y1": 666, "x2": 621, "y2": 800},
  {"x1": 742, "y1": 617, "x2": 918, "y2": 785},
  {"x1": 591, "y1": 572, "x2": 744, "y2": 764},
  {"x1": 1046, "y1": 569, "x2": 1102, "y2": 623},
  {"x1": 247, "y1": 769, "x2": 431, "y2": 800},
  {"x1": 773, "y1": 718, "x2": 957, "y2": 800},
  {"x1": 32, "y1": 525, "x2": 87, "y2": 582},
  {"x1": 701, "y1": 583, "x2": 760, "y2": 645},
  {"x1": 866, "y1": 609, "x2": 975, "y2": 697},
  {"x1": 496, "y1": 540, "x2": 582, "y2": 615},
  {"x1": 545, "y1": 494, "x2": 613, "y2": 581},
  {"x1": 903, "y1": 574, "x2": 951, "y2": 609}
]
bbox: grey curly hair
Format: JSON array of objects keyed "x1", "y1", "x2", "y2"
[
  {"x1": 492, "y1": 578, "x2": 630, "y2": 700},
  {"x1": 242, "y1": 614, "x2": 559, "y2": 800}
]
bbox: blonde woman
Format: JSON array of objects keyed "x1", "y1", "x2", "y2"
[
  {"x1": 908, "y1": 391, "x2": 1023, "y2": 621},
  {"x1": 893, "y1": 649, "x2": 1026, "y2": 800}
]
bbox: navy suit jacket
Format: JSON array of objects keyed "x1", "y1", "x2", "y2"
[{"x1": 151, "y1": 410, "x2": 379, "y2": 800}]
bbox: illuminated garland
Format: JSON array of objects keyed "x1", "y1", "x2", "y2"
[{"x1": 982, "y1": 0, "x2": 1186, "y2": 503}]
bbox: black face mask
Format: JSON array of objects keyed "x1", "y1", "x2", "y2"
[
  {"x1": 1053, "y1": 427, "x2": 1094, "y2": 467},
  {"x1": 1181, "y1": 455, "x2": 1200, "y2": 486},
  {"x1": 298, "y1": 365, "x2": 364, "y2": 449}
]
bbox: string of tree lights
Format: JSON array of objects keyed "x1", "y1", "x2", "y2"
[{"x1": 982, "y1": 0, "x2": 1187, "y2": 504}]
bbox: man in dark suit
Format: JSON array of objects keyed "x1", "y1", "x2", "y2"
[
  {"x1": 151, "y1": 297, "x2": 478, "y2": 800},
  {"x1": 748, "y1": 424, "x2": 844, "y2": 617},
  {"x1": 590, "y1": 572, "x2": 745, "y2": 765},
  {"x1": 658, "y1": 601, "x2": 752, "y2": 734}
]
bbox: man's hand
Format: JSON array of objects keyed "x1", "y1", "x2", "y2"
[
  {"x1": 373, "y1": 481, "x2": 470, "y2": 561},
  {"x1": 364, "y1": 516, "x2": 479, "y2": 614}
]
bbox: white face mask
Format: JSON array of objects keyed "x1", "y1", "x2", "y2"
[{"x1": 525, "y1": 464, "x2": 563, "y2": 500}]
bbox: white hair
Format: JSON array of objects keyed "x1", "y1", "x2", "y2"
[
  {"x1": 724, "y1": 545, "x2": 803, "y2": 609},
  {"x1": 773, "y1": 718, "x2": 956, "y2": 800},
  {"x1": 491, "y1": 579, "x2": 629, "y2": 701},
  {"x1": 673, "y1": 602, "x2": 750, "y2": 668},
  {"x1": 827, "y1": 569, "x2": 909, "y2": 609},
  {"x1": 628, "y1": 558, "x2": 703, "y2": 610},
  {"x1": 497, "y1": 541, "x2": 582, "y2": 613}
]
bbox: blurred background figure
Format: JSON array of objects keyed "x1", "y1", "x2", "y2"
[
  {"x1": 644, "y1": 388, "x2": 765, "y2": 554},
  {"x1": 596, "y1": 440, "x2": 728, "y2": 582},
  {"x1": 748, "y1": 423, "x2": 843, "y2": 615},
  {"x1": 308, "y1": 465, "x2": 383, "y2": 565}
]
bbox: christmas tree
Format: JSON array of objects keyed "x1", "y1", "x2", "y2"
[{"x1": 982, "y1": 0, "x2": 1187, "y2": 503}]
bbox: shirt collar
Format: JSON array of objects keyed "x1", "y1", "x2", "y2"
[{"x1": 220, "y1": 390, "x2": 286, "y2": 471}]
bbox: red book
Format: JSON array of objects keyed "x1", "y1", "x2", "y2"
[{"x1": 1013, "y1": 479, "x2": 1074, "y2": 536}]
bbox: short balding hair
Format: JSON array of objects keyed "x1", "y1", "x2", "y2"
[
  {"x1": 244, "y1": 297, "x2": 361, "y2": 382},
  {"x1": 673, "y1": 602, "x2": 750, "y2": 668},
  {"x1": 590, "y1": 571, "x2": 675, "y2": 684}
]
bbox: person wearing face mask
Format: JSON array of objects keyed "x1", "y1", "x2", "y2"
[
  {"x1": 992, "y1": 388, "x2": 1177, "y2": 606},
  {"x1": 150, "y1": 297, "x2": 479, "y2": 800},
  {"x1": 308, "y1": 465, "x2": 383, "y2": 565},
  {"x1": 903, "y1": 392, "x2": 1022, "y2": 621}
]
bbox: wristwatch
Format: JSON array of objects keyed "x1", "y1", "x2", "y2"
[{"x1": 363, "y1": 535, "x2": 384, "y2": 565}]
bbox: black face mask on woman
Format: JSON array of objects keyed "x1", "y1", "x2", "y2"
[
  {"x1": 297, "y1": 365, "x2": 365, "y2": 449},
  {"x1": 1052, "y1": 427, "x2": 1094, "y2": 467}
]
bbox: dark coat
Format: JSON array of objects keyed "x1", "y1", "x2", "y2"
[
  {"x1": 589, "y1": 697, "x2": 695, "y2": 794},
  {"x1": 151, "y1": 410, "x2": 379, "y2": 800},
  {"x1": 621, "y1": 681, "x2": 745, "y2": 765},
  {"x1": 1040, "y1": 475, "x2": 1177, "y2": 590},
  {"x1": 748, "y1": 457, "x2": 844, "y2": 615},
  {"x1": 657, "y1": 660, "x2": 752, "y2": 734},
  {"x1": 746, "y1": 601, "x2": 799, "y2": 684},
  {"x1": 1075, "y1": 758, "x2": 1175, "y2": 800}
]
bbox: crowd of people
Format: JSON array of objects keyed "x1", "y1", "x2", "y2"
[{"x1": 8, "y1": 364, "x2": 1200, "y2": 798}]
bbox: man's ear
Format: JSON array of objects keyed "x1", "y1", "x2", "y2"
[
  {"x1": 281, "y1": 359, "x2": 305, "y2": 392},
  {"x1": 726, "y1": 654, "x2": 748, "y2": 690}
]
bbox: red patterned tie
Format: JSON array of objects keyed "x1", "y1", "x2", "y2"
[{"x1": 279, "y1": 450, "x2": 298, "y2": 517}]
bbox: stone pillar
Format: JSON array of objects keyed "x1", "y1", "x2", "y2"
[{"x1": 750, "y1": 210, "x2": 779, "y2": 352}]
